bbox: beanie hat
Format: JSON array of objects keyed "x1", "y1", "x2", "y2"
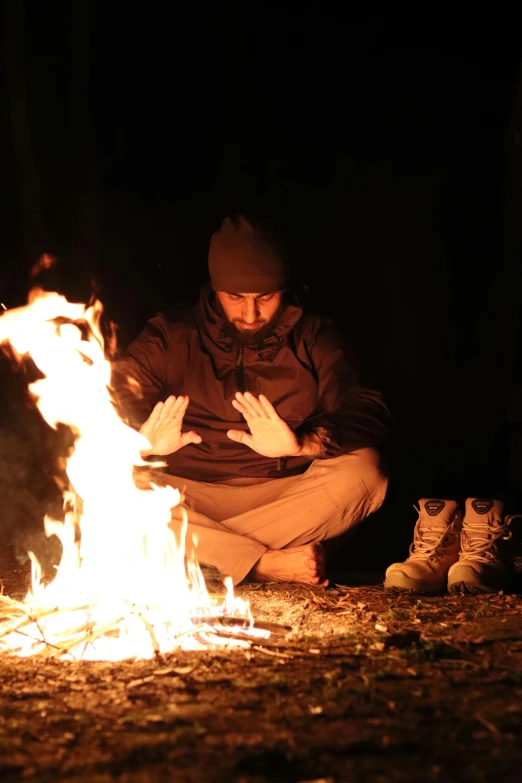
[{"x1": 208, "y1": 215, "x2": 289, "y2": 293}]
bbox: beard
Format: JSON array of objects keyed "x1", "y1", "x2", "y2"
[
  {"x1": 231, "y1": 320, "x2": 274, "y2": 347},
  {"x1": 223, "y1": 308, "x2": 283, "y2": 347}
]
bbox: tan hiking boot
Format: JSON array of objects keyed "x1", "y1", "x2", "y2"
[
  {"x1": 447, "y1": 498, "x2": 518, "y2": 593},
  {"x1": 384, "y1": 499, "x2": 462, "y2": 593}
]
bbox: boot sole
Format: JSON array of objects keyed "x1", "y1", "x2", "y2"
[
  {"x1": 447, "y1": 579, "x2": 511, "y2": 595},
  {"x1": 447, "y1": 581, "x2": 499, "y2": 595},
  {"x1": 384, "y1": 574, "x2": 447, "y2": 594},
  {"x1": 447, "y1": 565, "x2": 511, "y2": 595}
]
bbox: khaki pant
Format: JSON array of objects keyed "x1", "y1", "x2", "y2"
[{"x1": 140, "y1": 448, "x2": 388, "y2": 585}]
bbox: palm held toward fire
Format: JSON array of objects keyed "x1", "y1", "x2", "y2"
[
  {"x1": 139, "y1": 395, "x2": 201, "y2": 455},
  {"x1": 228, "y1": 391, "x2": 300, "y2": 458}
]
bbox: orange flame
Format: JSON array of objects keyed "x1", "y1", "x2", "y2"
[
  {"x1": 30, "y1": 253, "x2": 56, "y2": 278},
  {"x1": 0, "y1": 290, "x2": 261, "y2": 660}
]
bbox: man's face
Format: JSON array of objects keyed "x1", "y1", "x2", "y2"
[{"x1": 216, "y1": 291, "x2": 284, "y2": 343}]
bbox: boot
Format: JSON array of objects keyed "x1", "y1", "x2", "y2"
[
  {"x1": 384, "y1": 499, "x2": 462, "y2": 593},
  {"x1": 447, "y1": 498, "x2": 517, "y2": 593}
]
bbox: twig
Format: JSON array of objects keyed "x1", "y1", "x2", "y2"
[
  {"x1": 191, "y1": 615, "x2": 291, "y2": 636},
  {"x1": 250, "y1": 645, "x2": 299, "y2": 660},
  {"x1": 56, "y1": 619, "x2": 126, "y2": 659},
  {"x1": 127, "y1": 604, "x2": 160, "y2": 655},
  {"x1": 1, "y1": 627, "x2": 64, "y2": 655},
  {"x1": 0, "y1": 602, "x2": 92, "y2": 641},
  {"x1": 475, "y1": 712, "x2": 502, "y2": 739},
  {"x1": 0, "y1": 589, "x2": 277, "y2": 656}
]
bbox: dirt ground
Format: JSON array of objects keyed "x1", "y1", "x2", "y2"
[{"x1": 1, "y1": 559, "x2": 522, "y2": 783}]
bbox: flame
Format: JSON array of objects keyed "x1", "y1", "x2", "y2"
[
  {"x1": 30, "y1": 253, "x2": 56, "y2": 278},
  {"x1": 0, "y1": 290, "x2": 263, "y2": 660}
]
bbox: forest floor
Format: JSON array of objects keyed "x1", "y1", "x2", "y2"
[{"x1": 1, "y1": 557, "x2": 522, "y2": 783}]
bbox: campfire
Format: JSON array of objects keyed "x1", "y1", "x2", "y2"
[{"x1": 0, "y1": 288, "x2": 269, "y2": 661}]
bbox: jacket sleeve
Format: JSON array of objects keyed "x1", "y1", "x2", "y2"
[
  {"x1": 110, "y1": 319, "x2": 168, "y2": 429},
  {"x1": 298, "y1": 321, "x2": 390, "y2": 457}
]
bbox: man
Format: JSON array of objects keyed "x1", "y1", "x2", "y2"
[{"x1": 116, "y1": 215, "x2": 390, "y2": 587}]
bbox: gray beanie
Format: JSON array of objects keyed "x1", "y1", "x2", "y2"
[{"x1": 208, "y1": 215, "x2": 289, "y2": 293}]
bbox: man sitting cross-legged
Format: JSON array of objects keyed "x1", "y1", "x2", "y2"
[{"x1": 115, "y1": 215, "x2": 390, "y2": 587}]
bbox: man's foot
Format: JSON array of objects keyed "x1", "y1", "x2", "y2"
[
  {"x1": 384, "y1": 499, "x2": 462, "y2": 593},
  {"x1": 251, "y1": 543, "x2": 329, "y2": 588},
  {"x1": 447, "y1": 499, "x2": 518, "y2": 594}
]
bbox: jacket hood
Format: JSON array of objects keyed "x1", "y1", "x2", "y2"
[{"x1": 193, "y1": 283, "x2": 304, "y2": 353}]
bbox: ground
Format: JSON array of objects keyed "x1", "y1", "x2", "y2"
[{"x1": 1, "y1": 561, "x2": 522, "y2": 783}]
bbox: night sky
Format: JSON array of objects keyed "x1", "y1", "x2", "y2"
[{"x1": 1, "y1": 2, "x2": 521, "y2": 554}]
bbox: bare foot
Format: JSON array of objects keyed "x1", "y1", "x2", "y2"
[{"x1": 251, "y1": 543, "x2": 329, "y2": 588}]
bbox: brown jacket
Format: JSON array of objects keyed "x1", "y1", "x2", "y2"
[{"x1": 114, "y1": 285, "x2": 389, "y2": 482}]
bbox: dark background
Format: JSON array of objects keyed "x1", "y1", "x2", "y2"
[{"x1": 1, "y1": 1, "x2": 522, "y2": 565}]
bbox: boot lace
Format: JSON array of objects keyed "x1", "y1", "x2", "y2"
[
  {"x1": 460, "y1": 516, "x2": 515, "y2": 564},
  {"x1": 409, "y1": 509, "x2": 458, "y2": 561}
]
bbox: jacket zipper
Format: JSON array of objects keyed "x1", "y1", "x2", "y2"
[
  {"x1": 236, "y1": 345, "x2": 286, "y2": 472},
  {"x1": 236, "y1": 345, "x2": 285, "y2": 473},
  {"x1": 235, "y1": 345, "x2": 245, "y2": 393}
]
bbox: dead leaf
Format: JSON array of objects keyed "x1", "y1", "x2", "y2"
[
  {"x1": 153, "y1": 666, "x2": 197, "y2": 677},
  {"x1": 144, "y1": 714, "x2": 166, "y2": 723},
  {"x1": 126, "y1": 676, "x2": 155, "y2": 688}
]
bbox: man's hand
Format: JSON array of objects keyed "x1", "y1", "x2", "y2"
[
  {"x1": 139, "y1": 395, "x2": 201, "y2": 456},
  {"x1": 227, "y1": 392, "x2": 301, "y2": 458}
]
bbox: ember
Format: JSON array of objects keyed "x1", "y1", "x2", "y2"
[{"x1": 0, "y1": 289, "x2": 267, "y2": 660}]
